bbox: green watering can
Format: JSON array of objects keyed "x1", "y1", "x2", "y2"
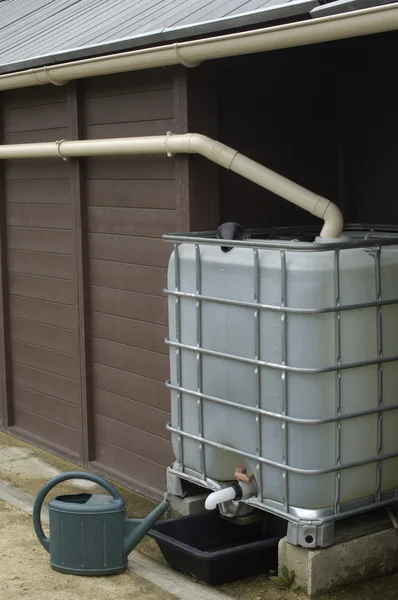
[{"x1": 33, "y1": 471, "x2": 169, "y2": 576}]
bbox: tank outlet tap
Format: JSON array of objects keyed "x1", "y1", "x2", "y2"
[{"x1": 235, "y1": 465, "x2": 252, "y2": 483}]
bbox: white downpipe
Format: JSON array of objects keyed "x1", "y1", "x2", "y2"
[
  {"x1": 0, "y1": 133, "x2": 344, "y2": 237},
  {"x1": 0, "y1": 4, "x2": 398, "y2": 91}
]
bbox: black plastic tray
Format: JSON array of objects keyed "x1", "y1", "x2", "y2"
[{"x1": 149, "y1": 510, "x2": 287, "y2": 585}]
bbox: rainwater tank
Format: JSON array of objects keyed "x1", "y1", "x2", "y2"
[{"x1": 166, "y1": 225, "x2": 398, "y2": 525}]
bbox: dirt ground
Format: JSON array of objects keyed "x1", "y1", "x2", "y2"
[
  {"x1": 221, "y1": 571, "x2": 398, "y2": 600},
  {"x1": 0, "y1": 498, "x2": 177, "y2": 600},
  {"x1": 1, "y1": 432, "x2": 398, "y2": 600},
  {"x1": 2, "y1": 495, "x2": 398, "y2": 600}
]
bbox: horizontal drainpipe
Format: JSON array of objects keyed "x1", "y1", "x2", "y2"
[
  {"x1": 0, "y1": 133, "x2": 344, "y2": 238},
  {"x1": 0, "y1": 4, "x2": 398, "y2": 91}
]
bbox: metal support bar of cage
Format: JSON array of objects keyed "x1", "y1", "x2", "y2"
[
  {"x1": 167, "y1": 422, "x2": 398, "y2": 476},
  {"x1": 195, "y1": 244, "x2": 206, "y2": 480},
  {"x1": 253, "y1": 249, "x2": 263, "y2": 502},
  {"x1": 173, "y1": 244, "x2": 184, "y2": 472},
  {"x1": 246, "y1": 493, "x2": 398, "y2": 524},
  {"x1": 334, "y1": 249, "x2": 342, "y2": 513},
  {"x1": 168, "y1": 464, "x2": 398, "y2": 524},
  {"x1": 280, "y1": 251, "x2": 289, "y2": 512},
  {"x1": 166, "y1": 339, "x2": 398, "y2": 374},
  {"x1": 375, "y1": 247, "x2": 383, "y2": 502},
  {"x1": 166, "y1": 381, "x2": 398, "y2": 425},
  {"x1": 163, "y1": 233, "x2": 398, "y2": 252},
  {"x1": 165, "y1": 288, "x2": 398, "y2": 315}
]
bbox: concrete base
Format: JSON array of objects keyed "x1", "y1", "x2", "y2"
[
  {"x1": 279, "y1": 508, "x2": 398, "y2": 596},
  {"x1": 166, "y1": 492, "x2": 208, "y2": 517}
]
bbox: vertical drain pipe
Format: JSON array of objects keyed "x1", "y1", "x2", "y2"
[{"x1": 0, "y1": 133, "x2": 344, "y2": 237}]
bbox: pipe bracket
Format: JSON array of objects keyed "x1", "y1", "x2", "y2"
[
  {"x1": 55, "y1": 140, "x2": 69, "y2": 161},
  {"x1": 166, "y1": 131, "x2": 173, "y2": 157}
]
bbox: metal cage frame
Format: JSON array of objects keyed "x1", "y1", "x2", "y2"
[{"x1": 164, "y1": 224, "x2": 398, "y2": 547}]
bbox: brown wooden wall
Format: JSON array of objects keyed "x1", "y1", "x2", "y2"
[
  {"x1": 343, "y1": 33, "x2": 398, "y2": 224},
  {"x1": 217, "y1": 53, "x2": 341, "y2": 229},
  {"x1": 2, "y1": 86, "x2": 81, "y2": 455},
  {"x1": 0, "y1": 68, "x2": 209, "y2": 498},
  {"x1": 216, "y1": 32, "x2": 398, "y2": 230},
  {"x1": 84, "y1": 73, "x2": 176, "y2": 494}
]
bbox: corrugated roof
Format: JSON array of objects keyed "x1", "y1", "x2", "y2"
[{"x1": 0, "y1": 0, "x2": 390, "y2": 74}]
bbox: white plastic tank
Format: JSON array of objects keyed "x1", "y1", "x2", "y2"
[{"x1": 167, "y1": 228, "x2": 398, "y2": 514}]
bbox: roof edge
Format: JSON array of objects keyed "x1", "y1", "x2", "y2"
[
  {"x1": 0, "y1": 0, "x2": 318, "y2": 75},
  {"x1": 0, "y1": 3, "x2": 397, "y2": 90}
]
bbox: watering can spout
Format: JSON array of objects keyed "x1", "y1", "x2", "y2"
[{"x1": 124, "y1": 498, "x2": 169, "y2": 556}]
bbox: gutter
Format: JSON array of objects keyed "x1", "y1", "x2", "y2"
[
  {"x1": 0, "y1": 133, "x2": 344, "y2": 238},
  {"x1": 0, "y1": 3, "x2": 398, "y2": 90}
]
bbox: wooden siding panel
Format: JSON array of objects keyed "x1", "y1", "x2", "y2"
[
  {"x1": 91, "y1": 337, "x2": 168, "y2": 382},
  {"x1": 93, "y1": 388, "x2": 169, "y2": 440},
  {"x1": 13, "y1": 407, "x2": 79, "y2": 452},
  {"x1": 5, "y1": 180, "x2": 71, "y2": 204},
  {"x1": 9, "y1": 297, "x2": 76, "y2": 330},
  {"x1": 7, "y1": 204, "x2": 73, "y2": 230},
  {"x1": 91, "y1": 312, "x2": 167, "y2": 355},
  {"x1": 88, "y1": 207, "x2": 176, "y2": 238},
  {"x1": 86, "y1": 155, "x2": 174, "y2": 181},
  {"x1": 88, "y1": 233, "x2": 170, "y2": 268},
  {"x1": 85, "y1": 119, "x2": 174, "y2": 140},
  {"x1": 9, "y1": 273, "x2": 76, "y2": 305},
  {"x1": 4, "y1": 103, "x2": 68, "y2": 133},
  {"x1": 7, "y1": 227, "x2": 73, "y2": 254},
  {"x1": 85, "y1": 89, "x2": 173, "y2": 125},
  {"x1": 92, "y1": 363, "x2": 169, "y2": 411},
  {"x1": 2, "y1": 86, "x2": 67, "y2": 109},
  {"x1": 5, "y1": 159, "x2": 69, "y2": 181},
  {"x1": 90, "y1": 260, "x2": 166, "y2": 296},
  {"x1": 84, "y1": 70, "x2": 173, "y2": 98},
  {"x1": 12, "y1": 341, "x2": 78, "y2": 380},
  {"x1": 86, "y1": 179, "x2": 175, "y2": 209},
  {"x1": 94, "y1": 413, "x2": 173, "y2": 467},
  {"x1": 13, "y1": 385, "x2": 79, "y2": 429},
  {"x1": 95, "y1": 440, "x2": 167, "y2": 493},
  {"x1": 91, "y1": 286, "x2": 167, "y2": 326},
  {"x1": 4, "y1": 128, "x2": 69, "y2": 144},
  {"x1": 10, "y1": 318, "x2": 76, "y2": 355},
  {"x1": 12, "y1": 363, "x2": 79, "y2": 404},
  {"x1": 8, "y1": 250, "x2": 74, "y2": 280}
]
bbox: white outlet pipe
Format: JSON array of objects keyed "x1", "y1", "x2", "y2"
[
  {"x1": 205, "y1": 486, "x2": 237, "y2": 510},
  {"x1": 0, "y1": 133, "x2": 344, "y2": 237},
  {"x1": 0, "y1": 3, "x2": 398, "y2": 91}
]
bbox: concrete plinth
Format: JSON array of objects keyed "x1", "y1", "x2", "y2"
[
  {"x1": 166, "y1": 492, "x2": 208, "y2": 517},
  {"x1": 279, "y1": 508, "x2": 398, "y2": 596}
]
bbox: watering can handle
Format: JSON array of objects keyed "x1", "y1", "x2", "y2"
[{"x1": 33, "y1": 471, "x2": 123, "y2": 553}]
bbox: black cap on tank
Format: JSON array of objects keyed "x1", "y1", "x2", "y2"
[{"x1": 216, "y1": 222, "x2": 245, "y2": 253}]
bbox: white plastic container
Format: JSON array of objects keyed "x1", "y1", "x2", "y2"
[{"x1": 167, "y1": 228, "x2": 398, "y2": 516}]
